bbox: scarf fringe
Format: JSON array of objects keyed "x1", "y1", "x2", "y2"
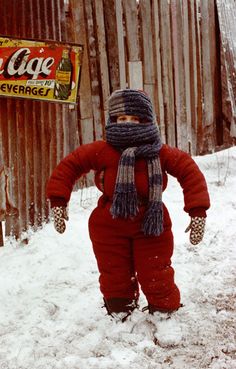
[
  {"x1": 142, "y1": 202, "x2": 163, "y2": 236},
  {"x1": 110, "y1": 191, "x2": 138, "y2": 219}
]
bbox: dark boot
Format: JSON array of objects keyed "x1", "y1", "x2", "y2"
[
  {"x1": 103, "y1": 297, "x2": 138, "y2": 322},
  {"x1": 143, "y1": 303, "x2": 183, "y2": 315}
]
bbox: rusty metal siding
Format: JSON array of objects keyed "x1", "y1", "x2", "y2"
[
  {"x1": 0, "y1": 0, "x2": 79, "y2": 241},
  {"x1": 216, "y1": 0, "x2": 236, "y2": 141}
]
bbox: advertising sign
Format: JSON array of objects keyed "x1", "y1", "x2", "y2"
[{"x1": 0, "y1": 36, "x2": 83, "y2": 104}]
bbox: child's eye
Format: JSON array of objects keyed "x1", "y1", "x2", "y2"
[{"x1": 117, "y1": 116, "x2": 126, "y2": 122}]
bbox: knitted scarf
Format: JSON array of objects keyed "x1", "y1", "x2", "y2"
[{"x1": 105, "y1": 121, "x2": 163, "y2": 236}]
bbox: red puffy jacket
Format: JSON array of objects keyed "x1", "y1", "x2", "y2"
[{"x1": 46, "y1": 141, "x2": 210, "y2": 217}]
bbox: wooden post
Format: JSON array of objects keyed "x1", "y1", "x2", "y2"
[
  {"x1": 187, "y1": 0, "x2": 198, "y2": 155},
  {"x1": 159, "y1": 0, "x2": 176, "y2": 147},
  {"x1": 128, "y1": 62, "x2": 143, "y2": 90},
  {"x1": 194, "y1": 0, "x2": 204, "y2": 155},
  {"x1": 83, "y1": 0, "x2": 104, "y2": 140},
  {"x1": 123, "y1": 0, "x2": 143, "y2": 89},
  {"x1": 152, "y1": 0, "x2": 165, "y2": 142},
  {"x1": 216, "y1": 0, "x2": 236, "y2": 142},
  {"x1": 139, "y1": 0, "x2": 156, "y2": 107},
  {"x1": 94, "y1": 0, "x2": 110, "y2": 125},
  {"x1": 6, "y1": 99, "x2": 20, "y2": 238},
  {"x1": 60, "y1": 0, "x2": 80, "y2": 160},
  {"x1": 103, "y1": 0, "x2": 120, "y2": 92},
  {"x1": 200, "y1": 0, "x2": 217, "y2": 153},
  {"x1": 116, "y1": 0, "x2": 127, "y2": 89},
  {"x1": 171, "y1": 0, "x2": 188, "y2": 152},
  {"x1": 70, "y1": 0, "x2": 94, "y2": 186},
  {"x1": 71, "y1": 0, "x2": 94, "y2": 138}
]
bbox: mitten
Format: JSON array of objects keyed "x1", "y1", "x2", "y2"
[
  {"x1": 51, "y1": 206, "x2": 69, "y2": 234},
  {"x1": 185, "y1": 217, "x2": 206, "y2": 245}
]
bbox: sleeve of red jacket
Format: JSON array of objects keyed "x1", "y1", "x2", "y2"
[
  {"x1": 160, "y1": 145, "x2": 210, "y2": 217},
  {"x1": 46, "y1": 141, "x2": 106, "y2": 207}
]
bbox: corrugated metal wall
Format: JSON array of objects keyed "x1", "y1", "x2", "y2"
[
  {"x1": 216, "y1": 0, "x2": 236, "y2": 139},
  {"x1": 0, "y1": 0, "x2": 79, "y2": 241},
  {"x1": 69, "y1": 0, "x2": 234, "y2": 154}
]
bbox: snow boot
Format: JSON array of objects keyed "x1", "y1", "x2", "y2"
[
  {"x1": 142, "y1": 303, "x2": 183, "y2": 315},
  {"x1": 103, "y1": 297, "x2": 138, "y2": 322}
]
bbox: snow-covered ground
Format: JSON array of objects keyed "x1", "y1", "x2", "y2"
[{"x1": 0, "y1": 147, "x2": 236, "y2": 369}]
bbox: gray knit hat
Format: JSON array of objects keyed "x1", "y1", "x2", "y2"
[{"x1": 108, "y1": 89, "x2": 155, "y2": 123}]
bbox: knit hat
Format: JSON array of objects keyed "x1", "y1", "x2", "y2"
[
  {"x1": 106, "y1": 89, "x2": 163, "y2": 237},
  {"x1": 108, "y1": 89, "x2": 155, "y2": 123}
]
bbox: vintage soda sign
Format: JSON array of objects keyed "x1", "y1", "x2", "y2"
[{"x1": 0, "y1": 36, "x2": 83, "y2": 104}]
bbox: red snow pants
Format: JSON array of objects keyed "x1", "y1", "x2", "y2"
[{"x1": 88, "y1": 201, "x2": 181, "y2": 312}]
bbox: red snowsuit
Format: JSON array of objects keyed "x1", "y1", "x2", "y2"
[{"x1": 46, "y1": 141, "x2": 210, "y2": 311}]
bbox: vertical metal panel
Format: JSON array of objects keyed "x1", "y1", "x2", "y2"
[
  {"x1": 69, "y1": 0, "x2": 94, "y2": 188},
  {"x1": 62, "y1": 0, "x2": 80, "y2": 157},
  {"x1": 123, "y1": 0, "x2": 140, "y2": 61},
  {"x1": 103, "y1": 0, "x2": 120, "y2": 92},
  {"x1": 139, "y1": 0, "x2": 157, "y2": 119},
  {"x1": 6, "y1": 98, "x2": 20, "y2": 236},
  {"x1": 0, "y1": 86, "x2": 9, "y2": 243},
  {"x1": 0, "y1": 0, "x2": 19, "y2": 236},
  {"x1": 152, "y1": 0, "x2": 165, "y2": 141},
  {"x1": 38, "y1": 0, "x2": 51, "y2": 222},
  {"x1": 24, "y1": 100, "x2": 35, "y2": 228},
  {"x1": 216, "y1": 0, "x2": 235, "y2": 142},
  {"x1": 84, "y1": 0, "x2": 105, "y2": 140},
  {"x1": 15, "y1": 99, "x2": 27, "y2": 232},
  {"x1": 159, "y1": 0, "x2": 176, "y2": 147},
  {"x1": 0, "y1": 94, "x2": 9, "y2": 212},
  {"x1": 30, "y1": 0, "x2": 42, "y2": 228},
  {"x1": 171, "y1": 0, "x2": 188, "y2": 152},
  {"x1": 46, "y1": 0, "x2": 58, "y2": 182},
  {"x1": 187, "y1": 0, "x2": 198, "y2": 155},
  {"x1": 94, "y1": 0, "x2": 110, "y2": 119},
  {"x1": 14, "y1": 2, "x2": 27, "y2": 232},
  {"x1": 200, "y1": 0, "x2": 217, "y2": 153},
  {"x1": 115, "y1": 0, "x2": 126, "y2": 89}
]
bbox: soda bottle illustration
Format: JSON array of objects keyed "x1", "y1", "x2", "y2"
[{"x1": 54, "y1": 49, "x2": 73, "y2": 100}]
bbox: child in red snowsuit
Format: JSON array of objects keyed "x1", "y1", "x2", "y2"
[{"x1": 46, "y1": 89, "x2": 210, "y2": 321}]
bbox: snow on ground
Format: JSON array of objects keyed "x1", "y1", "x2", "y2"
[{"x1": 0, "y1": 147, "x2": 236, "y2": 369}]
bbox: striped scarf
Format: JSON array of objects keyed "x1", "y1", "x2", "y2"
[{"x1": 105, "y1": 121, "x2": 163, "y2": 236}]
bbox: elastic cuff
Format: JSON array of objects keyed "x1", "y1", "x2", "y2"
[
  {"x1": 49, "y1": 197, "x2": 67, "y2": 208},
  {"x1": 189, "y1": 207, "x2": 207, "y2": 217}
]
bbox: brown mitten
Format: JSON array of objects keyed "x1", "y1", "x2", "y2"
[
  {"x1": 185, "y1": 217, "x2": 206, "y2": 245},
  {"x1": 52, "y1": 206, "x2": 69, "y2": 234}
]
